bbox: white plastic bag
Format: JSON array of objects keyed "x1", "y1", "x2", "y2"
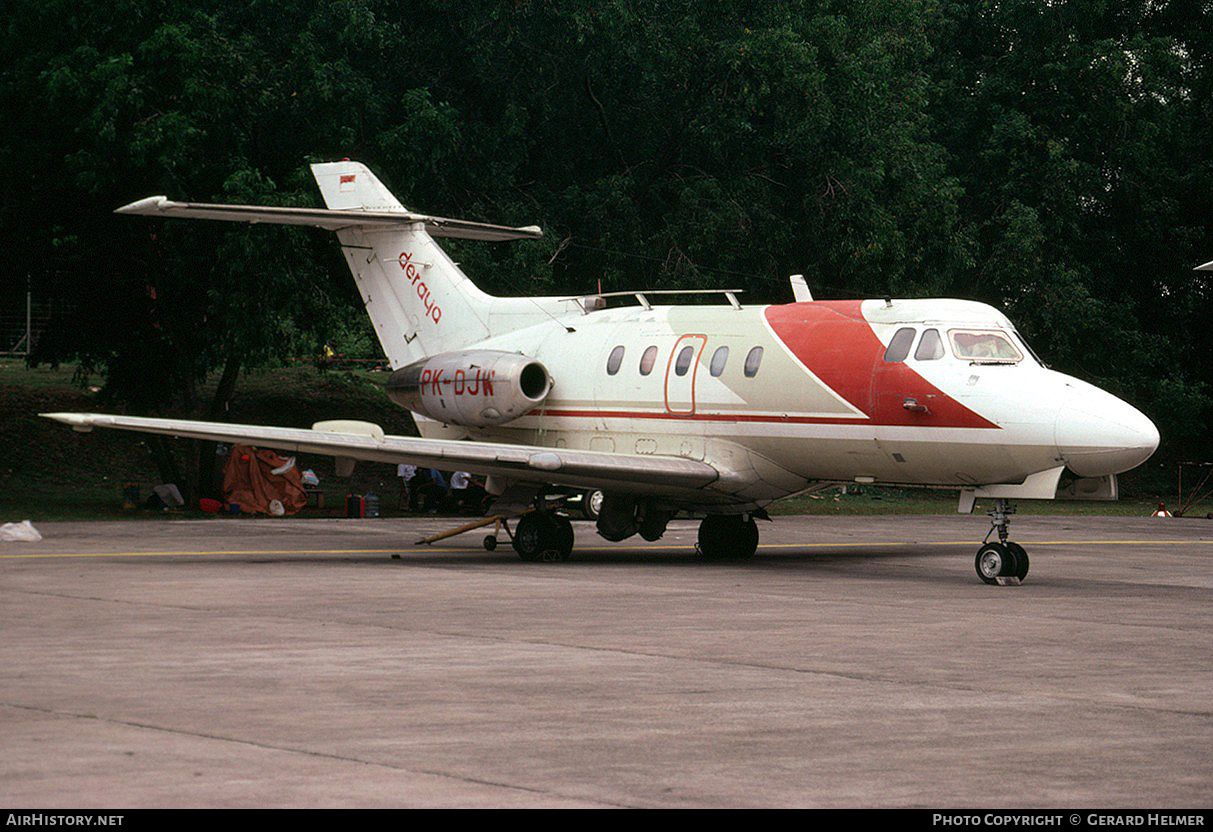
[
  {"x1": 1, "y1": 520, "x2": 42, "y2": 542},
  {"x1": 152, "y1": 483, "x2": 185, "y2": 508}
]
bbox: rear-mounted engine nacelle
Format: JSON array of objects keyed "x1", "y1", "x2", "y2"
[{"x1": 386, "y1": 350, "x2": 551, "y2": 427}]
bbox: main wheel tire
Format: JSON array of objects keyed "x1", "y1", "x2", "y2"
[
  {"x1": 513, "y1": 513, "x2": 573, "y2": 562},
  {"x1": 736, "y1": 516, "x2": 759, "y2": 558},
  {"x1": 513, "y1": 514, "x2": 547, "y2": 561},
  {"x1": 697, "y1": 515, "x2": 759, "y2": 560},
  {"x1": 581, "y1": 489, "x2": 604, "y2": 520},
  {"x1": 975, "y1": 542, "x2": 1015, "y2": 584},
  {"x1": 1005, "y1": 541, "x2": 1029, "y2": 581},
  {"x1": 638, "y1": 509, "x2": 672, "y2": 542},
  {"x1": 552, "y1": 514, "x2": 574, "y2": 560},
  {"x1": 696, "y1": 515, "x2": 728, "y2": 559}
]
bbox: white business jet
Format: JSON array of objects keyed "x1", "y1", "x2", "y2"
[{"x1": 44, "y1": 161, "x2": 1160, "y2": 583}]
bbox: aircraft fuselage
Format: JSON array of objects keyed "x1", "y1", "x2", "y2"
[{"x1": 418, "y1": 297, "x2": 1158, "y2": 511}]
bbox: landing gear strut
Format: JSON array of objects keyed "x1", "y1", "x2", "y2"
[
  {"x1": 696, "y1": 514, "x2": 760, "y2": 560},
  {"x1": 513, "y1": 511, "x2": 574, "y2": 562},
  {"x1": 975, "y1": 499, "x2": 1029, "y2": 584}
]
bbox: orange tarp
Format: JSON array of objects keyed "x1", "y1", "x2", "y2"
[{"x1": 221, "y1": 445, "x2": 307, "y2": 516}]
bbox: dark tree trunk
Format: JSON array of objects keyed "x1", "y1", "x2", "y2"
[
  {"x1": 196, "y1": 356, "x2": 242, "y2": 500},
  {"x1": 145, "y1": 435, "x2": 183, "y2": 494}
]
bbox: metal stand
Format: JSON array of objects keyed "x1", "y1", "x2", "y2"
[{"x1": 412, "y1": 513, "x2": 518, "y2": 547}]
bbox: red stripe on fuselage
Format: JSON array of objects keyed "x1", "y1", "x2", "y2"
[
  {"x1": 764, "y1": 301, "x2": 999, "y2": 429},
  {"x1": 536, "y1": 409, "x2": 863, "y2": 424}
]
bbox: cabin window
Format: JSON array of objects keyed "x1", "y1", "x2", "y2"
[
  {"x1": 709, "y1": 345, "x2": 729, "y2": 377},
  {"x1": 915, "y1": 328, "x2": 945, "y2": 361},
  {"x1": 884, "y1": 327, "x2": 915, "y2": 362},
  {"x1": 949, "y1": 330, "x2": 1023, "y2": 363},
  {"x1": 674, "y1": 345, "x2": 695, "y2": 376},
  {"x1": 606, "y1": 345, "x2": 625, "y2": 375},
  {"x1": 639, "y1": 345, "x2": 658, "y2": 375},
  {"x1": 743, "y1": 346, "x2": 763, "y2": 378}
]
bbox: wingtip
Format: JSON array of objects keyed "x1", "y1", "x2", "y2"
[
  {"x1": 41, "y1": 412, "x2": 99, "y2": 432},
  {"x1": 41, "y1": 412, "x2": 82, "y2": 423},
  {"x1": 115, "y1": 196, "x2": 170, "y2": 215}
]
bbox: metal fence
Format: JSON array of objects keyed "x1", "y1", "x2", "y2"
[{"x1": 1, "y1": 277, "x2": 73, "y2": 357}]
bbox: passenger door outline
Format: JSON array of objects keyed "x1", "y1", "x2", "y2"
[{"x1": 664, "y1": 334, "x2": 708, "y2": 414}]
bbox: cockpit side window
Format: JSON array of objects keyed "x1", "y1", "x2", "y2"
[
  {"x1": 949, "y1": 330, "x2": 1023, "y2": 363},
  {"x1": 1012, "y1": 331, "x2": 1044, "y2": 367},
  {"x1": 883, "y1": 327, "x2": 915, "y2": 362},
  {"x1": 915, "y1": 328, "x2": 945, "y2": 361}
]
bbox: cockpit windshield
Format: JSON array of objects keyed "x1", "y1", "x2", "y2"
[{"x1": 948, "y1": 329, "x2": 1023, "y2": 363}]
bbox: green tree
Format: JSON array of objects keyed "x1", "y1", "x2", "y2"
[
  {"x1": 930, "y1": 0, "x2": 1212, "y2": 468},
  {"x1": 2, "y1": 0, "x2": 1209, "y2": 493}
]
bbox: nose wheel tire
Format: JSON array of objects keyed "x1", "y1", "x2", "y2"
[
  {"x1": 976, "y1": 543, "x2": 1011, "y2": 584},
  {"x1": 975, "y1": 542, "x2": 1029, "y2": 584},
  {"x1": 1005, "y1": 541, "x2": 1029, "y2": 581}
]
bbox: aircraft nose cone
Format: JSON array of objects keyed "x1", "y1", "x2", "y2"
[{"x1": 1055, "y1": 381, "x2": 1160, "y2": 477}]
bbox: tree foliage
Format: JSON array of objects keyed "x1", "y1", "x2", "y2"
[{"x1": 2, "y1": 0, "x2": 1209, "y2": 468}]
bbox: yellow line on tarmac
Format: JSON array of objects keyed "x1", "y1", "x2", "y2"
[
  {"x1": 0, "y1": 548, "x2": 436, "y2": 560},
  {"x1": 755, "y1": 539, "x2": 1210, "y2": 549},
  {"x1": 999, "y1": 539, "x2": 1209, "y2": 546},
  {"x1": 1, "y1": 539, "x2": 1206, "y2": 561}
]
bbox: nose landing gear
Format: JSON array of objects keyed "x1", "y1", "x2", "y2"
[{"x1": 975, "y1": 499, "x2": 1029, "y2": 584}]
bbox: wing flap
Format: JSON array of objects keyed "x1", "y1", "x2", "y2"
[{"x1": 42, "y1": 413, "x2": 718, "y2": 496}]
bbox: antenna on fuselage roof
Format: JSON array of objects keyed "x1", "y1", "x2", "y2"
[{"x1": 789, "y1": 274, "x2": 813, "y2": 302}]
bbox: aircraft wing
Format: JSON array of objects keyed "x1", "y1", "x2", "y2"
[
  {"x1": 115, "y1": 197, "x2": 543, "y2": 241},
  {"x1": 41, "y1": 413, "x2": 720, "y2": 497}
]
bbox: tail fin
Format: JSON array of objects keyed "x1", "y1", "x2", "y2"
[
  {"x1": 310, "y1": 161, "x2": 497, "y2": 367},
  {"x1": 115, "y1": 161, "x2": 543, "y2": 369},
  {"x1": 311, "y1": 161, "x2": 408, "y2": 213}
]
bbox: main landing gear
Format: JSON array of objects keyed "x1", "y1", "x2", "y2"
[
  {"x1": 499, "y1": 500, "x2": 766, "y2": 563},
  {"x1": 975, "y1": 499, "x2": 1030, "y2": 584},
  {"x1": 695, "y1": 514, "x2": 760, "y2": 560}
]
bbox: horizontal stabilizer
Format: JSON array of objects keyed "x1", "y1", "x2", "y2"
[{"x1": 115, "y1": 196, "x2": 542, "y2": 241}]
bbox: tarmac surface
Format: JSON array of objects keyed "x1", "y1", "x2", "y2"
[{"x1": 1, "y1": 513, "x2": 1210, "y2": 808}]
